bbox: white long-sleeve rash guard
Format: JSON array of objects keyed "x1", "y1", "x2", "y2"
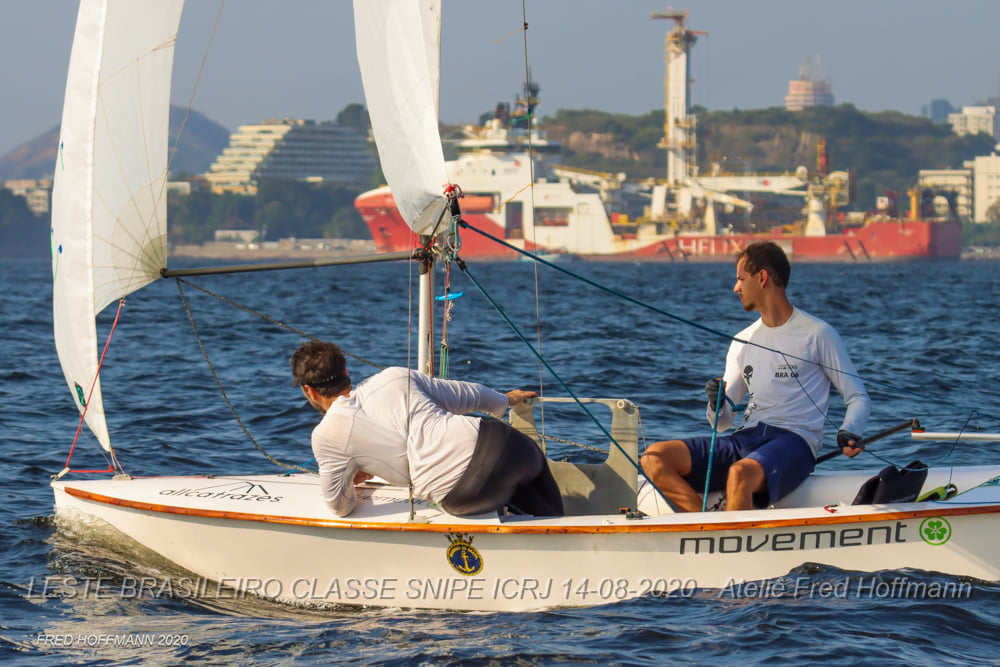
[
  {"x1": 709, "y1": 308, "x2": 870, "y2": 456},
  {"x1": 311, "y1": 367, "x2": 510, "y2": 516}
]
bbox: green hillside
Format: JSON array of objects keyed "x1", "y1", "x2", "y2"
[
  {"x1": 543, "y1": 104, "x2": 995, "y2": 211},
  {"x1": 4, "y1": 103, "x2": 999, "y2": 257}
]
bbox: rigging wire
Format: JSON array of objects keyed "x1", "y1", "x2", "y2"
[
  {"x1": 452, "y1": 226, "x2": 994, "y2": 477},
  {"x1": 165, "y1": 1, "x2": 225, "y2": 177},
  {"x1": 513, "y1": 1, "x2": 549, "y2": 451},
  {"x1": 180, "y1": 267, "x2": 617, "y2": 461},
  {"x1": 457, "y1": 219, "x2": 996, "y2": 424},
  {"x1": 175, "y1": 279, "x2": 317, "y2": 474},
  {"x1": 459, "y1": 264, "x2": 675, "y2": 509},
  {"x1": 174, "y1": 277, "x2": 384, "y2": 370}
]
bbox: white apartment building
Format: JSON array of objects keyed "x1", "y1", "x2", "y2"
[
  {"x1": 784, "y1": 57, "x2": 834, "y2": 111},
  {"x1": 2, "y1": 177, "x2": 53, "y2": 215},
  {"x1": 785, "y1": 79, "x2": 834, "y2": 111},
  {"x1": 973, "y1": 154, "x2": 1000, "y2": 222},
  {"x1": 948, "y1": 106, "x2": 1000, "y2": 140},
  {"x1": 205, "y1": 119, "x2": 377, "y2": 195}
]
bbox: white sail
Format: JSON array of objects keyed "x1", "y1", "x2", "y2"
[
  {"x1": 354, "y1": 0, "x2": 450, "y2": 236},
  {"x1": 51, "y1": 0, "x2": 184, "y2": 451}
]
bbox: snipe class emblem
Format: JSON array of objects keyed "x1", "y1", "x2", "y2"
[{"x1": 446, "y1": 533, "x2": 483, "y2": 575}]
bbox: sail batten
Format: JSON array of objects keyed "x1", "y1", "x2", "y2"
[
  {"x1": 52, "y1": 0, "x2": 184, "y2": 451},
  {"x1": 354, "y1": 0, "x2": 449, "y2": 235}
]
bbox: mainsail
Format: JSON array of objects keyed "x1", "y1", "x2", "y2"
[
  {"x1": 353, "y1": 0, "x2": 450, "y2": 235},
  {"x1": 51, "y1": 0, "x2": 184, "y2": 451}
]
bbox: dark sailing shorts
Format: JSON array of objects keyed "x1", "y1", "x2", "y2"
[
  {"x1": 683, "y1": 422, "x2": 815, "y2": 507},
  {"x1": 441, "y1": 418, "x2": 551, "y2": 516}
]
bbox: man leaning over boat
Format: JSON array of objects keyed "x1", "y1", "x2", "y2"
[
  {"x1": 290, "y1": 341, "x2": 564, "y2": 518},
  {"x1": 641, "y1": 241, "x2": 871, "y2": 512}
]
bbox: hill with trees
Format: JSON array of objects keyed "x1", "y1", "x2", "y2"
[
  {"x1": 168, "y1": 178, "x2": 369, "y2": 244},
  {"x1": 4, "y1": 102, "x2": 1000, "y2": 257},
  {"x1": 542, "y1": 104, "x2": 996, "y2": 211}
]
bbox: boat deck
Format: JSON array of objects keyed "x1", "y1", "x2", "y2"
[{"x1": 53, "y1": 465, "x2": 1000, "y2": 535}]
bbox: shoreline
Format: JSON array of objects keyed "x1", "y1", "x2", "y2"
[
  {"x1": 169, "y1": 240, "x2": 377, "y2": 261},
  {"x1": 166, "y1": 241, "x2": 1000, "y2": 262}
]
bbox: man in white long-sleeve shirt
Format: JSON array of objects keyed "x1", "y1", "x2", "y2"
[
  {"x1": 641, "y1": 241, "x2": 871, "y2": 512},
  {"x1": 290, "y1": 341, "x2": 563, "y2": 518}
]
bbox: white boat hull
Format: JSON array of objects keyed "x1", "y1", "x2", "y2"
[{"x1": 52, "y1": 466, "x2": 1000, "y2": 612}]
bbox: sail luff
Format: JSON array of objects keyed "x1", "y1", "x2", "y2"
[
  {"x1": 51, "y1": 0, "x2": 183, "y2": 452},
  {"x1": 52, "y1": 0, "x2": 109, "y2": 450},
  {"x1": 353, "y1": 0, "x2": 450, "y2": 235}
]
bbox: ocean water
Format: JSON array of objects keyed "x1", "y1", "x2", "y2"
[{"x1": 3, "y1": 256, "x2": 1000, "y2": 665}]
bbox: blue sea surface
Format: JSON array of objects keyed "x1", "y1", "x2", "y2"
[{"x1": 2, "y1": 256, "x2": 1000, "y2": 665}]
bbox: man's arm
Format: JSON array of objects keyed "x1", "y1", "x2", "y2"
[
  {"x1": 820, "y1": 325, "x2": 871, "y2": 453},
  {"x1": 314, "y1": 433, "x2": 360, "y2": 517},
  {"x1": 707, "y1": 341, "x2": 747, "y2": 430},
  {"x1": 318, "y1": 467, "x2": 358, "y2": 517},
  {"x1": 413, "y1": 372, "x2": 511, "y2": 418}
]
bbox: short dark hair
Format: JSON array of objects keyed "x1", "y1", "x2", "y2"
[
  {"x1": 290, "y1": 341, "x2": 350, "y2": 397},
  {"x1": 737, "y1": 241, "x2": 791, "y2": 288}
]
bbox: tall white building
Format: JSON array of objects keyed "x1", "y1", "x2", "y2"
[
  {"x1": 205, "y1": 119, "x2": 377, "y2": 195},
  {"x1": 784, "y1": 57, "x2": 834, "y2": 111},
  {"x1": 973, "y1": 154, "x2": 1000, "y2": 222},
  {"x1": 948, "y1": 106, "x2": 1000, "y2": 140}
]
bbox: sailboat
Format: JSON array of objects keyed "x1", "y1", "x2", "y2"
[{"x1": 50, "y1": 0, "x2": 1000, "y2": 613}]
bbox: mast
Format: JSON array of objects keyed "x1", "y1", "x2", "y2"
[{"x1": 417, "y1": 249, "x2": 434, "y2": 375}]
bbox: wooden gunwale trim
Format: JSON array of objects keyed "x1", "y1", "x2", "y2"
[{"x1": 61, "y1": 486, "x2": 1000, "y2": 535}]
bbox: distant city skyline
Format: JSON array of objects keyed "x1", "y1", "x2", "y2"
[{"x1": 3, "y1": 0, "x2": 999, "y2": 157}]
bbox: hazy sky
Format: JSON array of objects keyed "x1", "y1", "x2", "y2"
[{"x1": 3, "y1": 0, "x2": 999, "y2": 157}]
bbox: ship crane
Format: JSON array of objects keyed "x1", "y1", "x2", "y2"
[
  {"x1": 651, "y1": 8, "x2": 706, "y2": 186},
  {"x1": 550, "y1": 165, "x2": 626, "y2": 203},
  {"x1": 648, "y1": 8, "x2": 851, "y2": 236}
]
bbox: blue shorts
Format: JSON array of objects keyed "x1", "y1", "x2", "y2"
[{"x1": 683, "y1": 422, "x2": 815, "y2": 507}]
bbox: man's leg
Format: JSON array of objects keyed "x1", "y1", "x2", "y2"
[
  {"x1": 725, "y1": 458, "x2": 766, "y2": 511},
  {"x1": 509, "y1": 441, "x2": 564, "y2": 516},
  {"x1": 641, "y1": 440, "x2": 703, "y2": 512}
]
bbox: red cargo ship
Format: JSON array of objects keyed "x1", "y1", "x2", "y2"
[{"x1": 355, "y1": 149, "x2": 962, "y2": 262}]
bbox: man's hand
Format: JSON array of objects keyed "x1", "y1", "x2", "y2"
[
  {"x1": 705, "y1": 378, "x2": 726, "y2": 412},
  {"x1": 353, "y1": 470, "x2": 374, "y2": 485},
  {"x1": 837, "y1": 429, "x2": 864, "y2": 458},
  {"x1": 505, "y1": 389, "x2": 538, "y2": 408}
]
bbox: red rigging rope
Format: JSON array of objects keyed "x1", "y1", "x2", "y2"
[{"x1": 62, "y1": 298, "x2": 126, "y2": 474}]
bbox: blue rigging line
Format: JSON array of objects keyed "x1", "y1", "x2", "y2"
[{"x1": 459, "y1": 264, "x2": 677, "y2": 511}]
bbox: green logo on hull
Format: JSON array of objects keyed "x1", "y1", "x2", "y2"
[{"x1": 919, "y1": 517, "x2": 951, "y2": 545}]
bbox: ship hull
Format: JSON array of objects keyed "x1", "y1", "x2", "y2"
[
  {"x1": 603, "y1": 219, "x2": 963, "y2": 262},
  {"x1": 356, "y1": 189, "x2": 539, "y2": 260},
  {"x1": 356, "y1": 188, "x2": 962, "y2": 262}
]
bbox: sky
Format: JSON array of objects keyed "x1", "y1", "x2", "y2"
[{"x1": 3, "y1": 0, "x2": 1000, "y2": 157}]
